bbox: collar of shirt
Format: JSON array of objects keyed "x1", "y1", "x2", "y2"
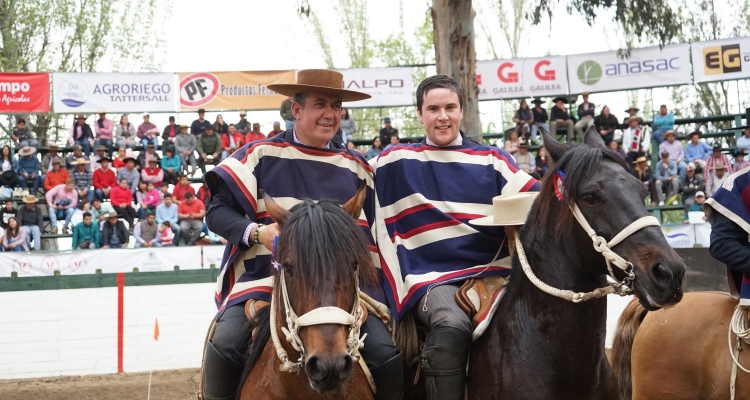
[
  {"x1": 293, "y1": 130, "x2": 330, "y2": 149},
  {"x1": 426, "y1": 135, "x2": 463, "y2": 147}
]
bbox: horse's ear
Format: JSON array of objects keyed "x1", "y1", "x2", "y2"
[
  {"x1": 540, "y1": 125, "x2": 565, "y2": 163},
  {"x1": 583, "y1": 124, "x2": 606, "y2": 148},
  {"x1": 260, "y1": 190, "x2": 291, "y2": 227},
  {"x1": 341, "y1": 184, "x2": 367, "y2": 220}
]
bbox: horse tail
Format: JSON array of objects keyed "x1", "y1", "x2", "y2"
[
  {"x1": 611, "y1": 299, "x2": 648, "y2": 400},
  {"x1": 236, "y1": 305, "x2": 271, "y2": 400}
]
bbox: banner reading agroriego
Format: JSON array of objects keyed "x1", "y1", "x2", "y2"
[
  {"x1": 0, "y1": 73, "x2": 50, "y2": 113},
  {"x1": 52, "y1": 73, "x2": 176, "y2": 113},
  {"x1": 567, "y1": 43, "x2": 692, "y2": 94},
  {"x1": 692, "y1": 37, "x2": 750, "y2": 83},
  {"x1": 178, "y1": 70, "x2": 295, "y2": 111},
  {"x1": 337, "y1": 67, "x2": 413, "y2": 107},
  {"x1": 476, "y1": 57, "x2": 568, "y2": 100}
]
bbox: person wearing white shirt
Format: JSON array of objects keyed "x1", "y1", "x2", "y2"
[{"x1": 622, "y1": 116, "x2": 651, "y2": 165}]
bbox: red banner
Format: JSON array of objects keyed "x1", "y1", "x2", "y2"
[{"x1": 0, "y1": 73, "x2": 50, "y2": 113}]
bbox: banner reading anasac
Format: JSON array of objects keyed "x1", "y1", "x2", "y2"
[{"x1": 178, "y1": 70, "x2": 295, "y2": 111}]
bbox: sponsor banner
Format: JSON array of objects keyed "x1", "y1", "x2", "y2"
[
  {"x1": 476, "y1": 57, "x2": 568, "y2": 100},
  {"x1": 52, "y1": 73, "x2": 176, "y2": 113},
  {"x1": 661, "y1": 224, "x2": 696, "y2": 248},
  {"x1": 337, "y1": 67, "x2": 413, "y2": 107},
  {"x1": 178, "y1": 70, "x2": 295, "y2": 111},
  {"x1": 203, "y1": 245, "x2": 225, "y2": 269},
  {"x1": 567, "y1": 44, "x2": 692, "y2": 94},
  {"x1": 694, "y1": 222, "x2": 711, "y2": 247},
  {"x1": 692, "y1": 37, "x2": 750, "y2": 83},
  {"x1": 0, "y1": 73, "x2": 50, "y2": 113},
  {"x1": 112, "y1": 246, "x2": 201, "y2": 272}
]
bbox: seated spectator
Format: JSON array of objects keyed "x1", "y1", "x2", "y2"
[
  {"x1": 683, "y1": 191, "x2": 707, "y2": 224},
  {"x1": 594, "y1": 106, "x2": 619, "y2": 145},
  {"x1": 346, "y1": 141, "x2": 356, "y2": 150},
  {"x1": 221, "y1": 124, "x2": 244, "y2": 160},
  {"x1": 161, "y1": 116, "x2": 179, "y2": 154},
  {"x1": 733, "y1": 151, "x2": 750, "y2": 173},
  {"x1": 101, "y1": 212, "x2": 129, "y2": 249},
  {"x1": 159, "y1": 183, "x2": 170, "y2": 200},
  {"x1": 94, "y1": 111, "x2": 114, "y2": 152},
  {"x1": 652, "y1": 104, "x2": 675, "y2": 145},
  {"x1": 197, "y1": 179, "x2": 211, "y2": 209},
  {"x1": 93, "y1": 157, "x2": 116, "y2": 201},
  {"x1": 632, "y1": 156, "x2": 659, "y2": 206},
  {"x1": 366, "y1": 137, "x2": 384, "y2": 161},
  {"x1": 0, "y1": 146, "x2": 18, "y2": 189},
  {"x1": 91, "y1": 198, "x2": 115, "y2": 225},
  {"x1": 575, "y1": 92, "x2": 596, "y2": 138},
  {"x1": 504, "y1": 130, "x2": 521, "y2": 155},
  {"x1": 141, "y1": 158, "x2": 164, "y2": 188},
  {"x1": 178, "y1": 192, "x2": 205, "y2": 246},
  {"x1": 655, "y1": 151, "x2": 679, "y2": 206},
  {"x1": 384, "y1": 135, "x2": 400, "y2": 151},
  {"x1": 137, "y1": 143, "x2": 159, "y2": 169},
  {"x1": 706, "y1": 145, "x2": 731, "y2": 182},
  {"x1": 172, "y1": 175, "x2": 196, "y2": 204},
  {"x1": 175, "y1": 125, "x2": 197, "y2": 176},
  {"x1": 206, "y1": 229, "x2": 227, "y2": 245},
  {"x1": 115, "y1": 115, "x2": 137, "y2": 149},
  {"x1": 46, "y1": 178, "x2": 78, "y2": 234},
  {"x1": 1, "y1": 199, "x2": 16, "y2": 229},
  {"x1": 12, "y1": 118, "x2": 38, "y2": 148},
  {"x1": 550, "y1": 97, "x2": 575, "y2": 142},
  {"x1": 90, "y1": 145, "x2": 107, "y2": 170},
  {"x1": 161, "y1": 149, "x2": 181, "y2": 186},
  {"x1": 71, "y1": 158, "x2": 94, "y2": 202},
  {"x1": 530, "y1": 98, "x2": 549, "y2": 144},
  {"x1": 156, "y1": 193, "x2": 181, "y2": 245},
  {"x1": 135, "y1": 181, "x2": 150, "y2": 220},
  {"x1": 17, "y1": 194, "x2": 43, "y2": 250},
  {"x1": 514, "y1": 143, "x2": 538, "y2": 179},
  {"x1": 245, "y1": 123, "x2": 266, "y2": 143},
  {"x1": 681, "y1": 162, "x2": 704, "y2": 212},
  {"x1": 70, "y1": 200, "x2": 89, "y2": 227},
  {"x1": 658, "y1": 130, "x2": 687, "y2": 180},
  {"x1": 197, "y1": 125, "x2": 222, "y2": 174},
  {"x1": 116, "y1": 155, "x2": 140, "y2": 193},
  {"x1": 621, "y1": 106, "x2": 640, "y2": 128},
  {"x1": 340, "y1": 108, "x2": 356, "y2": 143},
  {"x1": 68, "y1": 114, "x2": 93, "y2": 157},
  {"x1": 535, "y1": 146, "x2": 549, "y2": 177},
  {"x1": 738, "y1": 125, "x2": 750, "y2": 155},
  {"x1": 3, "y1": 217, "x2": 27, "y2": 252},
  {"x1": 159, "y1": 221, "x2": 175, "y2": 246},
  {"x1": 137, "y1": 113, "x2": 158, "y2": 149},
  {"x1": 65, "y1": 145, "x2": 90, "y2": 172},
  {"x1": 72, "y1": 212, "x2": 100, "y2": 250},
  {"x1": 134, "y1": 212, "x2": 161, "y2": 248},
  {"x1": 609, "y1": 141, "x2": 626, "y2": 160},
  {"x1": 235, "y1": 111, "x2": 251, "y2": 135},
  {"x1": 214, "y1": 114, "x2": 229, "y2": 135},
  {"x1": 684, "y1": 131, "x2": 712, "y2": 170},
  {"x1": 622, "y1": 117, "x2": 651, "y2": 165},
  {"x1": 512, "y1": 100, "x2": 533, "y2": 142},
  {"x1": 44, "y1": 158, "x2": 69, "y2": 192},
  {"x1": 112, "y1": 147, "x2": 128, "y2": 170},
  {"x1": 191, "y1": 109, "x2": 211, "y2": 136},
  {"x1": 268, "y1": 121, "x2": 284, "y2": 138},
  {"x1": 379, "y1": 117, "x2": 398, "y2": 144},
  {"x1": 110, "y1": 179, "x2": 136, "y2": 228},
  {"x1": 16, "y1": 146, "x2": 41, "y2": 195},
  {"x1": 41, "y1": 145, "x2": 61, "y2": 173},
  {"x1": 144, "y1": 182, "x2": 160, "y2": 215}
]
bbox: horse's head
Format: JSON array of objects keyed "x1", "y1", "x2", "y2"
[
  {"x1": 263, "y1": 186, "x2": 377, "y2": 394},
  {"x1": 533, "y1": 126, "x2": 685, "y2": 310}
]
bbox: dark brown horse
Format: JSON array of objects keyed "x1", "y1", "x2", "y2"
[
  {"x1": 237, "y1": 188, "x2": 377, "y2": 400},
  {"x1": 467, "y1": 127, "x2": 686, "y2": 399}
]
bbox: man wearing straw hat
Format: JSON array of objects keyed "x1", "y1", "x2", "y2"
[
  {"x1": 16, "y1": 146, "x2": 42, "y2": 196},
  {"x1": 71, "y1": 158, "x2": 94, "y2": 203},
  {"x1": 202, "y1": 69, "x2": 403, "y2": 400},
  {"x1": 17, "y1": 194, "x2": 43, "y2": 250}
]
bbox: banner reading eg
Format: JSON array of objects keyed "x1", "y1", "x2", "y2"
[
  {"x1": 0, "y1": 73, "x2": 50, "y2": 113},
  {"x1": 692, "y1": 37, "x2": 750, "y2": 84},
  {"x1": 178, "y1": 70, "x2": 295, "y2": 111},
  {"x1": 337, "y1": 67, "x2": 413, "y2": 107},
  {"x1": 567, "y1": 43, "x2": 692, "y2": 94},
  {"x1": 476, "y1": 57, "x2": 568, "y2": 100},
  {"x1": 52, "y1": 73, "x2": 176, "y2": 113}
]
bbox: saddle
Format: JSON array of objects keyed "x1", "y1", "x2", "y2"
[{"x1": 456, "y1": 276, "x2": 509, "y2": 340}]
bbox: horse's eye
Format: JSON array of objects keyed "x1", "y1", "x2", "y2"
[
  {"x1": 581, "y1": 193, "x2": 599, "y2": 205},
  {"x1": 283, "y1": 263, "x2": 294, "y2": 276}
]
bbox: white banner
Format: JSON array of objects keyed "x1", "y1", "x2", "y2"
[
  {"x1": 661, "y1": 225, "x2": 696, "y2": 248},
  {"x1": 202, "y1": 245, "x2": 225, "y2": 269},
  {"x1": 567, "y1": 44, "x2": 692, "y2": 94},
  {"x1": 337, "y1": 67, "x2": 413, "y2": 107},
  {"x1": 691, "y1": 37, "x2": 750, "y2": 83},
  {"x1": 694, "y1": 223, "x2": 712, "y2": 247},
  {"x1": 476, "y1": 56, "x2": 568, "y2": 100},
  {"x1": 52, "y1": 73, "x2": 177, "y2": 113}
]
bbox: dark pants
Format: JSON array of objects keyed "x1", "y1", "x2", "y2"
[
  {"x1": 198, "y1": 155, "x2": 220, "y2": 174},
  {"x1": 113, "y1": 206, "x2": 136, "y2": 226},
  {"x1": 627, "y1": 151, "x2": 645, "y2": 165},
  {"x1": 163, "y1": 170, "x2": 179, "y2": 186}
]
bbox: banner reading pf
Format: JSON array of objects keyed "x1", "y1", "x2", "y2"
[{"x1": 178, "y1": 70, "x2": 295, "y2": 111}]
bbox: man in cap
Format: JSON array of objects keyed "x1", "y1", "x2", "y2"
[
  {"x1": 46, "y1": 178, "x2": 78, "y2": 234},
  {"x1": 93, "y1": 156, "x2": 116, "y2": 201},
  {"x1": 574, "y1": 92, "x2": 596, "y2": 137},
  {"x1": 94, "y1": 110, "x2": 114, "y2": 152},
  {"x1": 734, "y1": 150, "x2": 750, "y2": 173},
  {"x1": 622, "y1": 106, "x2": 640, "y2": 127},
  {"x1": 161, "y1": 116, "x2": 179, "y2": 154},
  {"x1": 202, "y1": 69, "x2": 403, "y2": 400},
  {"x1": 655, "y1": 151, "x2": 679, "y2": 206},
  {"x1": 116, "y1": 153, "x2": 140, "y2": 193},
  {"x1": 652, "y1": 104, "x2": 675, "y2": 145},
  {"x1": 244, "y1": 122, "x2": 265, "y2": 143},
  {"x1": 684, "y1": 131, "x2": 712, "y2": 170},
  {"x1": 71, "y1": 158, "x2": 94, "y2": 202},
  {"x1": 371, "y1": 75, "x2": 539, "y2": 400},
  {"x1": 44, "y1": 157, "x2": 70, "y2": 192},
  {"x1": 549, "y1": 96, "x2": 575, "y2": 142},
  {"x1": 16, "y1": 146, "x2": 42, "y2": 195},
  {"x1": 12, "y1": 118, "x2": 38, "y2": 148},
  {"x1": 235, "y1": 111, "x2": 251, "y2": 135},
  {"x1": 221, "y1": 124, "x2": 244, "y2": 160},
  {"x1": 68, "y1": 114, "x2": 93, "y2": 157},
  {"x1": 101, "y1": 212, "x2": 129, "y2": 249},
  {"x1": 681, "y1": 162, "x2": 704, "y2": 212},
  {"x1": 379, "y1": 116, "x2": 398, "y2": 145},
  {"x1": 175, "y1": 124, "x2": 197, "y2": 176},
  {"x1": 632, "y1": 156, "x2": 659, "y2": 206},
  {"x1": 65, "y1": 145, "x2": 90, "y2": 172},
  {"x1": 530, "y1": 98, "x2": 549, "y2": 144},
  {"x1": 196, "y1": 125, "x2": 222, "y2": 175},
  {"x1": 279, "y1": 97, "x2": 294, "y2": 130},
  {"x1": 622, "y1": 116, "x2": 651, "y2": 165},
  {"x1": 90, "y1": 145, "x2": 108, "y2": 171},
  {"x1": 683, "y1": 191, "x2": 707, "y2": 223},
  {"x1": 267, "y1": 121, "x2": 284, "y2": 138},
  {"x1": 137, "y1": 113, "x2": 158, "y2": 149},
  {"x1": 706, "y1": 163, "x2": 729, "y2": 196},
  {"x1": 17, "y1": 194, "x2": 43, "y2": 249},
  {"x1": 191, "y1": 109, "x2": 211, "y2": 136},
  {"x1": 658, "y1": 129, "x2": 687, "y2": 179}
]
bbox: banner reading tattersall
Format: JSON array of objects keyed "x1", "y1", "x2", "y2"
[
  {"x1": 0, "y1": 73, "x2": 50, "y2": 113},
  {"x1": 178, "y1": 70, "x2": 295, "y2": 111},
  {"x1": 567, "y1": 44, "x2": 692, "y2": 94},
  {"x1": 691, "y1": 37, "x2": 750, "y2": 84},
  {"x1": 337, "y1": 67, "x2": 413, "y2": 107},
  {"x1": 52, "y1": 73, "x2": 177, "y2": 113},
  {"x1": 476, "y1": 57, "x2": 568, "y2": 100}
]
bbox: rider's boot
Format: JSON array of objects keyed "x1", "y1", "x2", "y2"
[
  {"x1": 371, "y1": 353, "x2": 404, "y2": 400},
  {"x1": 202, "y1": 341, "x2": 242, "y2": 400},
  {"x1": 421, "y1": 326, "x2": 471, "y2": 400}
]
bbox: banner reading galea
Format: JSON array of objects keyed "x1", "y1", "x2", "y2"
[
  {"x1": 336, "y1": 67, "x2": 413, "y2": 107},
  {"x1": 178, "y1": 70, "x2": 295, "y2": 111},
  {"x1": 476, "y1": 57, "x2": 568, "y2": 100},
  {"x1": 52, "y1": 73, "x2": 177, "y2": 113},
  {"x1": 0, "y1": 73, "x2": 50, "y2": 113},
  {"x1": 692, "y1": 37, "x2": 750, "y2": 84}
]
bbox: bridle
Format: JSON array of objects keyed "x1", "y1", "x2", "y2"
[
  {"x1": 269, "y1": 258, "x2": 367, "y2": 373},
  {"x1": 517, "y1": 202, "x2": 660, "y2": 303}
]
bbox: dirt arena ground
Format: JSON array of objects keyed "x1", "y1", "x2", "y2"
[{"x1": 0, "y1": 368, "x2": 201, "y2": 400}]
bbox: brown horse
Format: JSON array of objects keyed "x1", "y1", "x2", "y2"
[
  {"x1": 467, "y1": 127, "x2": 686, "y2": 399},
  {"x1": 237, "y1": 188, "x2": 377, "y2": 400},
  {"x1": 612, "y1": 291, "x2": 750, "y2": 399}
]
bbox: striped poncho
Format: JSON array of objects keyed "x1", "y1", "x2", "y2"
[
  {"x1": 206, "y1": 132, "x2": 380, "y2": 317},
  {"x1": 372, "y1": 135, "x2": 541, "y2": 321}
]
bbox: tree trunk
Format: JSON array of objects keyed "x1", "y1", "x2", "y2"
[{"x1": 431, "y1": 0, "x2": 481, "y2": 138}]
